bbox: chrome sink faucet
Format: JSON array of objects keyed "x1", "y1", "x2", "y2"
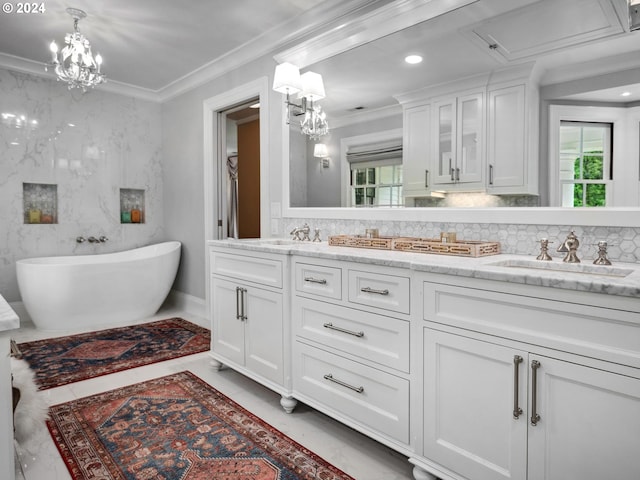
[
  {"x1": 558, "y1": 231, "x2": 580, "y2": 263},
  {"x1": 290, "y1": 223, "x2": 311, "y2": 241}
]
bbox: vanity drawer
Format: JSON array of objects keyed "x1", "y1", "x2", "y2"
[
  {"x1": 210, "y1": 250, "x2": 282, "y2": 288},
  {"x1": 293, "y1": 297, "x2": 409, "y2": 372},
  {"x1": 295, "y1": 262, "x2": 342, "y2": 300},
  {"x1": 423, "y1": 281, "x2": 640, "y2": 369},
  {"x1": 348, "y1": 269, "x2": 410, "y2": 314},
  {"x1": 293, "y1": 341, "x2": 409, "y2": 444}
]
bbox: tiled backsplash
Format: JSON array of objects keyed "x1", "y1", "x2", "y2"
[{"x1": 283, "y1": 218, "x2": 640, "y2": 264}]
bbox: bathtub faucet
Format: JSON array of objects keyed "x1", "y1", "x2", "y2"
[{"x1": 88, "y1": 236, "x2": 100, "y2": 243}]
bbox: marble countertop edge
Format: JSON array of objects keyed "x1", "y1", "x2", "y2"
[
  {"x1": 208, "y1": 239, "x2": 640, "y2": 298},
  {"x1": 0, "y1": 294, "x2": 20, "y2": 332}
]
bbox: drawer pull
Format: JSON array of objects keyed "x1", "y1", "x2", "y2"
[
  {"x1": 323, "y1": 322, "x2": 364, "y2": 338},
  {"x1": 361, "y1": 286, "x2": 389, "y2": 296},
  {"x1": 530, "y1": 360, "x2": 541, "y2": 426},
  {"x1": 323, "y1": 373, "x2": 364, "y2": 393},
  {"x1": 304, "y1": 277, "x2": 328, "y2": 285},
  {"x1": 513, "y1": 355, "x2": 523, "y2": 419}
]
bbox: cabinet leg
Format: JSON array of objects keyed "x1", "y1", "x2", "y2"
[
  {"x1": 280, "y1": 395, "x2": 297, "y2": 414},
  {"x1": 412, "y1": 466, "x2": 439, "y2": 480},
  {"x1": 210, "y1": 358, "x2": 224, "y2": 371}
]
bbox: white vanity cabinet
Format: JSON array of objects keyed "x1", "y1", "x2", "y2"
[
  {"x1": 431, "y1": 90, "x2": 484, "y2": 189},
  {"x1": 291, "y1": 256, "x2": 412, "y2": 450},
  {"x1": 209, "y1": 246, "x2": 295, "y2": 411},
  {"x1": 418, "y1": 276, "x2": 640, "y2": 480}
]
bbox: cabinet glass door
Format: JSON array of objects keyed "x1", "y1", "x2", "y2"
[
  {"x1": 435, "y1": 100, "x2": 455, "y2": 183},
  {"x1": 457, "y1": 93, "x2": 482, "y2": 183}
]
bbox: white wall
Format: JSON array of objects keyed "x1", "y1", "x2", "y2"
[{"x1": 161, "y1": 54, "x2": 284, "y2": 300}]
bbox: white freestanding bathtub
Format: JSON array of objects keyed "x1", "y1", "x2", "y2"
[{"x1": 16, "y1": 241, "x2": 181, "y2": 330}]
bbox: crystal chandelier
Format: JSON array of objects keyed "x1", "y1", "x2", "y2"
[
  {"x1": 301, "y1": 104, "x2": 329, "y2": 140},
  {"x1": 47, "y1": 8, "x2": 105, "y2": 91}
]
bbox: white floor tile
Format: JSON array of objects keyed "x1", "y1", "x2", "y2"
[{"x1": 13, "y1": 308, "x2": 415, "y2": 480}]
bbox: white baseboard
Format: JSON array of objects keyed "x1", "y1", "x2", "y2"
[{"x1": 164, "y1": 289, "x2": 207, "y2": 325}]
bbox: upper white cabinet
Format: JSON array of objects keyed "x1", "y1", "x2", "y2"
[
  {"x1": 486, "y1": 67, "x2": 539, "y2": 195},
  {"x1": 399, "y1": 65, "x2": 538, "y2": 197},
  {"x1": 402, "y1": 104, "x2": 431, "y2": 197},
  {"x1": 432, "y1": 90, "x2": 484, "y2": 189}
]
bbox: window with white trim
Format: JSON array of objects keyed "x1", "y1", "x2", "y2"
[
  {"x1": 347, "y1": 140, "x2": 403, "y2": 207},
  {"x1": 559, "y1": 121, "x2": 612, "y2": 207}
]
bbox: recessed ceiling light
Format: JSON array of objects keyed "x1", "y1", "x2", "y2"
[
  {"x1": 405, "y1": 54, "x2": 423, "y2": 65},
  {"x1": 621, "y1": 91, "x2": 631, "y2": 97}
]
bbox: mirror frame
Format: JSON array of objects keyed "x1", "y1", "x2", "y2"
[{"x1": 277, "y1": 0, "x2": 640, "y2": 228}]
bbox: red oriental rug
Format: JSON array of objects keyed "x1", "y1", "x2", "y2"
[
  {"x1": 47, "y1": 371, "x2": 354, "y2": 480},
  {"x1": 18, "y1": 318, "x2": 210, "y2": 390}
]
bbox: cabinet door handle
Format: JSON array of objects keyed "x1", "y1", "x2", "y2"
[
  {"x1": 235, "y1": 286, "x2": 242, "y2": 320},
  {"x1": 360, "y1": 286, "x2": 389, "y2": 295},
  {"x1": 455, "y1": 167, "x2": 460, "y2": 182},
  {"x1": 323, "y1": 322, "x2": 364, "y2": 338},
  {"x1": 304, "y1": 277, "x2": 327, "y2": 285},
  {"x1": 323, "y1": 373, "x2": 364, "y2": 393},
  {"x1": 513, "y1": 355, "x2": 523, "y2": 419},
  {"x1": 489, "y1": 164, "x2": 494, "y2": 185},
  {"x1": 530, "y1": 360, "x2": 541, "y2": 426},
  {"x1": 241, "y1": 288, "x2": 248, "y2": 321},
  {"x1": 425, "y1": 169, "x2": 429, "y2": 188}
]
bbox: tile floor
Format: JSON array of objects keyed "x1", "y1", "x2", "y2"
[{"x1": 11, "y1": 307, "x2": 415, "y2": 480}]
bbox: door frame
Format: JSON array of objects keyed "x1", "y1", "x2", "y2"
[{"x1": 203, "y1": 77, "x2": 270, "y2": 242}]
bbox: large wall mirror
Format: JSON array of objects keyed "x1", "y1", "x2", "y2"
[{"x1": 277, "y1": 0, "x2": 640, "y2": 226}]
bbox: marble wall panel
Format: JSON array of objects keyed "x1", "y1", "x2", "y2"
[{"x1": 0, "y1": 68, "x2": 163, "y2": 302}]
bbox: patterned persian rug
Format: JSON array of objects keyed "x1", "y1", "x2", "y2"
[
  {"x1": 18, "y1": 318, "x2": 210, "y2": 390},
  {"x1": 47, "y1": 371, "x2": 354, "y2": 480}
]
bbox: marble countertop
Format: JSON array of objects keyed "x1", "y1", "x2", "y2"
[
  {"x1": 0, "y1": 294, "x2": 20, "y2": 331},
  {"x1": 208, "y1": 239, "x2": 640, "y2": 298}
]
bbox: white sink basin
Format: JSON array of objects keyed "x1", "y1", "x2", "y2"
[{"x1": 488, "y1": 259, "x2": 634, "y2": 278}]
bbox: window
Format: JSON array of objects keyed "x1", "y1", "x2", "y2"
[
  {"x1": 346, "y1": 137, "x2": 403, "y2": 207},
  {"x1": 351, "y1": 163, "x2": 403, "y2": 207},
  {"x1": 559, "y1": 121, "x2": 612, "y2": 207}
]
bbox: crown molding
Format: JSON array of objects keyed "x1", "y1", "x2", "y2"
[
  {"x1": 0, "y1": 0, "x2": 389, "y2": 103},
  {"x1": 0, "y1": 52, "x2": 162, "y2": 102}
]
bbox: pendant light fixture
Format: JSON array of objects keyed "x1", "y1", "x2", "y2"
[{"x1": 47, "y1": 7, "x2": 106, "y2": 91}]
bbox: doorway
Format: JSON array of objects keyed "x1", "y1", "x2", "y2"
[
  {"x1": 202, "y1": 77, "x2": 270, "y2": 243},
  {"x1": 222, "y1": 100, "x2": 261, "y2": 238}
]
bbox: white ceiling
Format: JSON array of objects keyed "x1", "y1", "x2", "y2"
[
  {"x1": 0, "y1": 0, "x2": 639, "y2": 107},
  {"x1": 0, "y1": 0, "x2": 384, "y2": 98}
]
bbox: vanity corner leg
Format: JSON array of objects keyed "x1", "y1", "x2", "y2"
[
  {"x1": 210, "y1": 358, "x2": 224, "y2": 371},
  {"x1": 280, "y1": 395, "x2": 297, "y2": 414},
  {"x1": 412, "y1": 465, "x2": 439, "y2": 480}
]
